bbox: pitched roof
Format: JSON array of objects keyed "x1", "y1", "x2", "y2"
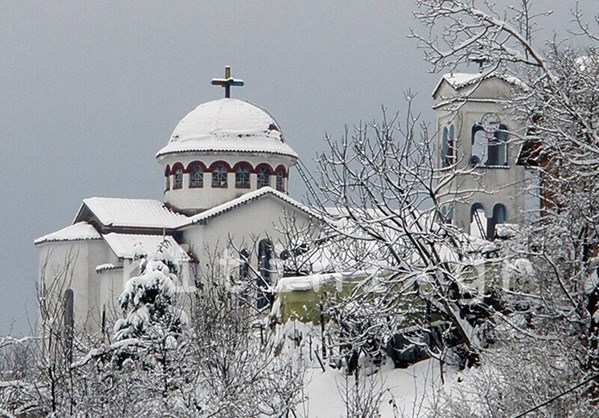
[
  {"x1": 185, "y1": 186, "x2": 320, "y2": 226},
  {"x1": 432, "y1": 72, "x2": 526, "y2": 98},
  {"x1": 76, "y1": 197, "x2": 188, "y2": 229},
  {"x1": 34, "y1": 222, "x2": 102, "y2": 245},
  {"x1": 102, "y1": 233, "x2": 190, "y2": 261}
]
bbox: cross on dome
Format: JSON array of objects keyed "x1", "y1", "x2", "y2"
[{"x1": 211, "y1": 66, "x2": 244, "y2": 98}]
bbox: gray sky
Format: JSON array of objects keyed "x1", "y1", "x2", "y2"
[{"x1": 0, "y1": 1, "x2": 579, "y2": 335}]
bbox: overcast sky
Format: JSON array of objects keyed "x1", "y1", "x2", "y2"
[{"x1": 0, "y1": 1, "x2": 582, "y2": 335}]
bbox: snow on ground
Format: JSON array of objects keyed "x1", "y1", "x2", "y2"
[
  {"x1": 276, "y1": 321, "x2": 454, "y2": 417},
  {"x1": 303, "y1": 358, "x2": 448, "y2": 417}
]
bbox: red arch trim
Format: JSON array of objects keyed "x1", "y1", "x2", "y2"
[
  {"x1": 171, "y1": 162, "x2": 185, "y2": 173},
  {"x1": 208, "y1": 160, "x2": 233, "y2": 172},
  {"x1": 232, "y1": 161, "x2": 254, "y2": 173},
  {"x1": 185, "y1": 161, "x2": 208, "y2": 173},
  {"x1": 274, "y1": 164, "x2": 287, "y2": 177},
  {"x1": 255, "y1": 163, "x2": 274, "y2": 174}
]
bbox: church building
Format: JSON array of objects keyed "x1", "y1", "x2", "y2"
[
  {"x1": 35, "y1": 66, "x2": 536, "y2": 333},
  {"x1": 34, "y1": 68, "x2": 318, "y2": 332}
]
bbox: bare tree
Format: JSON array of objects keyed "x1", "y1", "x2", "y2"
[
  {"x1": 411, "y1": 0, "x2": 599, "y2": 412},
  {"x1": 302, "y1": 95, "x2": 499, "y2": 385}
]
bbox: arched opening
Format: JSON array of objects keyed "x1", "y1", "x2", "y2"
[
  {"x1": 235, "y1": 165, "x2": 251, "y2": 188},
  {"x1": 257, "y1": 239, "x2": 273, "y2": 309},
  {"x1": 164, "y1": 165, "x2": 171, "y2": 191},
  {"x1": 489, "y1": 203, "x2": 507, "y2": 240},
  {"x1": 471, "y1": 115, "x2": 508, "y2": 167},
  {"x1": 441, "y1": 124, "x2": 455, "y2": 167},
  {"x1": 211, "y1": 164, "x2": 228, "y2": 188},
  {"x1": 173, "y1": 165, "x2": 184, "y2": 189},
  {"x1": 470, "y1": 203, "x2": 487, "y2": 239},
  {"x1": 487, "y1": 124, "x2": 508, "y2": 166},
  {"x1": 189, "y1": 164, "x2": 203, "y2": 188},
  {"x1": 440, "y1": 203, "x2": 454, "y2": 224},
  {"x1": 471, "y1": 125, "x2": 486, "y2": 166},
  {"x1": 256, "y1": 166, "x2": 271, "y2": 188},
  {"x1": 238, "y1": 249, "x2": 250, "y2": 305}
]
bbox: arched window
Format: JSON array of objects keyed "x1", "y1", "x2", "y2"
[
  {"x1": 276, "y1": 170, "x2": 285, "y2": 192},
  {"x1": 173, "y1": 166, "x2": 183, "y2": 189},
  {"x1": 487, "y1": 124, "x2": 508, "y2": 166},
  {"x1": 440, "y1": 203, "x2": 454, "y2": 224},
  {"x1": 257, "y1": 166, "x2": 271, "y2": 188},
  {"x1": 470, "y1": 203, "x2": 487, "y2": 239},
  {"x1": 489, "y1": 203, "x2": 507, "y2": 240},
  {"x1": 441, "y1": 125, "x2": 455, "y2": 167},
  {"x1": 212, "y1": 164, "x2": 228, "y2": 188},
  {"x1": 189, "y1": 164, "x2": 203, "y2": 188},
  {"x1": 235, "y1": 166, "x2": 251, "y2": 188},
  {"x1": 237, "y1": 249, "x2": 250, "y2": 305},
  {"x1": 471, "y1": 125, "x2": 487, "y2": 167},
  {"x1": 257, "y1": 239, "x2": 273, "y2": 309},
  {"x1": 164, "y1": 165, "x2": 171, "y2": 191},
  {"x1": 239, "y1": 249, "x2": 250, "y2": 279},
  {"x1": 471, "y1": 114, "x2": 508, "y2": 167}
]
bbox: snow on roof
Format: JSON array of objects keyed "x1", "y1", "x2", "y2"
[
  {"x1": 79, "y1": 197, "x2": 188, "y2": 229},
  {"x1": 156, "y1": 99, "x2": 298, "y2": 159},
  {"x1": 275, "y1": 271, "x2": 369, "y2": 293},
  {"x1": 185, "y1": 186, "x2": 321, "y2": 226},
  {"x1": 102, "y1": 233, "x2": 190, "y2": 261},
  {"x1": 432, "y1": 72, "x2": 526, "y2": 97},
  {"x1": 95, "y1": 263, "x2": 123, "y2": 273},
  {"x1": 34, "y1": 222, "x2": 102, "y2": 245}
]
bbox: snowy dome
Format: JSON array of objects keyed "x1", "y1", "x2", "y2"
[{"x1": 156, "y1": 98, "x2": 298, "y2": 159}]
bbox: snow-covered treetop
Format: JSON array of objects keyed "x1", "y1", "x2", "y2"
[{"x1": 114, "y1": 240, "x2": 189, "y2": 341}]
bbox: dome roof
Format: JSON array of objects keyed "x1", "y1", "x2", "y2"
[{"x1": 156, "y1": 98, "x2": 298, "y2": 159}]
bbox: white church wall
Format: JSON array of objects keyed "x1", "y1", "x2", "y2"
[
  {"x1": 182, "y1": 197, "x2": 316, "y2": 287},
  {"x1": 97, "y1": 268, "x2": 123, "y2": 327},
  {"x1": 37, "y1": 240, "x2": 116, "y2": 332}
]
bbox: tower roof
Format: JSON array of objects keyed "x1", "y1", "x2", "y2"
[{"x1": 156, "y1": 98, "x2": 298, "y2": 159}]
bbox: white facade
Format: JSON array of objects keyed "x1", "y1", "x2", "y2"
[
  {"x1": 35, "y1": 97, "x2": 316, "y2": 334},
  {"x1": 433, "y1": 73, "x2": 527, "y2": 239}
]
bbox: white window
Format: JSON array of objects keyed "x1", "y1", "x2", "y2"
[
  {"x1": 212, "y1": 165, "x2": 228, "y2": 188},
  {"x1": 235, "y1": 166, "x2": 250, "y2": 188},
  {"x1": 173, "y1": 167, "x2": 183, "y2": 189},
  {"x1": 257, "y1": 167, "x2": 270, "y2": 188},
  {"x1": 189, "y1": 165, "x2": 203, "y2": 188},
  {"x1": 276, "y1": 170, "x2": 285, "y2": 191},
  {"x1": 442, "y1": 124, "x2": 455, "y2": 167}
]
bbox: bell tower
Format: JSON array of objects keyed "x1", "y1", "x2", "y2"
[{"x1": 432, "y1": 72, "x2": 527, "y2": 240}]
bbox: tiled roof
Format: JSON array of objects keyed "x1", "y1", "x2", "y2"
[
  {"x1": 34, "y1": 222, "x2": 102, "y2": 245},
  {"x1": 102, "y1": 233, "x2": 190, "y2": 261},
  {"x1": 77, "y1": 197, "x2": 188, "y2": 229}
]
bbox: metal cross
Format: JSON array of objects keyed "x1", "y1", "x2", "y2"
[{"x1": 211, "y1": 66, "x2": 244, "y2": 98}]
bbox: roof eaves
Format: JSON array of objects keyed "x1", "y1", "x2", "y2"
[
  {"x1": 180, "y1": 187, "x2": 323, "y2": 228},
  {"x1": 155, "y1": 147, "x2": 299, "y2": 159}
]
